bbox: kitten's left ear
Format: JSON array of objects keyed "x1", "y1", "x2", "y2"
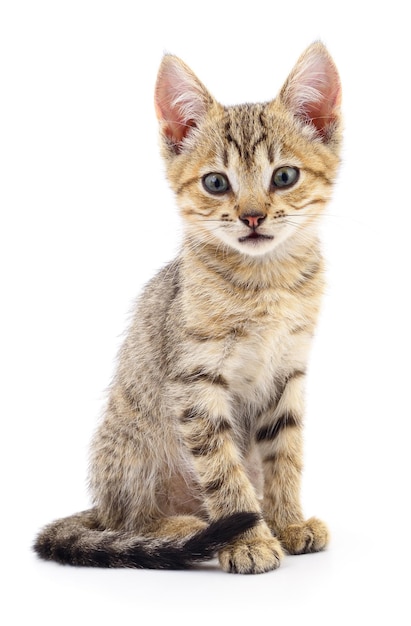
[
  {"x1": 155, "y1": 55, "x2": 213, "y2": 153},
  {"x1": 279, "y1": 42, "x2": 341, "y2": 141}
]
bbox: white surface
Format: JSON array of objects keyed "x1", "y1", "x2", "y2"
[{"x1": 1, "y1": 1, "x2": 410, "y2": 624}]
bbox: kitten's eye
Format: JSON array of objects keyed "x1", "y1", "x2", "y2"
[
  {"x1": 202, "y1": 173, "x2": 230, "y2": 194},
  {"x1": 272, "y1": 166, "x2": 300, "y2": 189}
]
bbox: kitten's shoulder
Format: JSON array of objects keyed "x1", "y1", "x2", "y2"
[
  {"x1": 119, "y1": 258, "x2": 182, "y2": 368},
  {"x1": 135, "y1": 257, "x2": 182, "y2": 320},
  {"x1": 147, "y1": 257, "x2": 181, "y2": 294}
]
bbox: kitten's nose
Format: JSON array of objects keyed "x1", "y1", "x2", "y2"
[{"x1": 239, "y1": 212, "x2": 267, "y2": 229}]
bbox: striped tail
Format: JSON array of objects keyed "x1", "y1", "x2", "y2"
[{"x1": 34, "y1": 509, "x2": 259, "y2": 570}]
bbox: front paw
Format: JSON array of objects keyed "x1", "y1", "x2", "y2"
[
  {"x1": 219, "y1": 525, "x2": 283, "y2": 574},
  {"x1": 277, "y1": 517, "x2": 329, "y2": 555}
]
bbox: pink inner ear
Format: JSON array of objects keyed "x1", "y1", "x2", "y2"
[
  {"x1": 155, "y1": 57, "x2": 208, "y2": 147},
  {"x1": 282, "y1": 45, "x2": 341, "y2": 139},
  {"x1": 302, "y1": 65, "x2": 341, "y2": 135},
  {"x1": 166, "y1": 119, "x2": 196, "y2": 144}
]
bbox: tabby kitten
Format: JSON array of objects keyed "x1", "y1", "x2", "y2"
[{"x1": 34, "y1": 42, "x2": 341, "y2": 574}]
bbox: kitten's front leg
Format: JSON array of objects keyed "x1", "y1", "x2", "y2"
[
  {"x1": 257, "y1": 370, "x2": 329, "y2": 554},
  {"x1": 176, "y1": 383, "x2": 283, "y2": 574}
]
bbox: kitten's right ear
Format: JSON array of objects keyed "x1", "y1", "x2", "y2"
[{"x1": 155, "y1": 55, "x2": 212, "y2": 153}]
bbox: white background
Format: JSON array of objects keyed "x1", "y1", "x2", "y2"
[{"x1": 1, "y1": 1, "x2": 410, "y2": 624}]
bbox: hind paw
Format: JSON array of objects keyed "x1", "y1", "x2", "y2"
[
  {"x1": 277, "y1": 517, "x2": 329, "y2": 555},
  {"x1": 219, "y1": 527, "x2": 283, "y2": 574}
]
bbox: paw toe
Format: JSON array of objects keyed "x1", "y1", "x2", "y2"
[
  {"x1": 278, "y1": 517, "x2": 329, "y2": 555},
  {"x1": 219, "y1": 536, "x2": 283, "y2": 574}
]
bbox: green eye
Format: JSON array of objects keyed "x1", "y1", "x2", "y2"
[
  {"x1": 202, "y1": 173, "x2": 230, "y2": 194},
  {"x1": 272, "y1": 166, "x2": 300, "y2": 189}
]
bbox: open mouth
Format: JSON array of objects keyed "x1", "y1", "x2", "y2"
[{"x1": 238, "y1": 232, "x2": 274, "y2": 243}]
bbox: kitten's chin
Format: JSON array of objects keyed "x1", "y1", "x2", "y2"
[
  {"x1": 199, "y1": 225, "x2": 300, "y2": 258},
  {"x1": 214, "y1": 231, "x2": 288, "y2": 257},
  {"x1": 220, "y1": 235, "x2": 280, "y2": 257},
  {"x1": 236, "y1": 235, "x2": 277, "y2": 257},
  {"x1": 238, "y1": 233, "x2": 274, "y2": 244}
]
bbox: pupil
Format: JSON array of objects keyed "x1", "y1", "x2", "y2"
[{"x1": 281, "y1": 171, "x2": 288, "y2": 182}]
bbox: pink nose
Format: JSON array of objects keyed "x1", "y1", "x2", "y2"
[{"x1": 239, "y1": 213, "x2": 266, "y2": 229}]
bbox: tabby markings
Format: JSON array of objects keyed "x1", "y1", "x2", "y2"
[
  {"x1": 224, "y1": 114, "x2": 270, "y2": 167},
  {"x1": 303, "y1": 167, "x2": 333, "y2": 186},
  {"x1": 175, "y1": 369, "x2": 229, "y2": 389},
  {"x1": 289, "y1": 198, "x2": 326, "y2": 211},
  {"x1": 255, "y1": 411, "x2": 301, "y2": 442},
  {"x1": 176, "y1": 176, "x2": 199, "y2": 196},
  {"x1": 179, "y1": 408, "x2": 232, "y2": 456},
  {"x1": 259, "y1": 370, "x2": 306, "y2": 417},
  {"x1": 289, "y1": 263, "x2": 322, "y2": 292},
  {"x1": 204, "y1": 477, "x2": 226, "y2": 493},
  {"x1": 190, "y1": 420, "x2": 232, "y2": 457}
]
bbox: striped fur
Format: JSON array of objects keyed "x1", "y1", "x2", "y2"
[{"x1": 34, "y1": 42, "x2": 341, "y2": 574}]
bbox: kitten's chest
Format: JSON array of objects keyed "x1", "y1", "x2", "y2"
[
  {"x1": 188, "y1": 287, "x2": 312, "y2": 397},
  {"x1": 179, "y1": 252, "x2": 323, "y2": 402},
  {"x1": 224, "y1": 311, "x2": 296, "y2": 396}
]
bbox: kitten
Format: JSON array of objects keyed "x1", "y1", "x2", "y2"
[{"x1": 34, "y1": 42, "x2": 341, "y2": 574}]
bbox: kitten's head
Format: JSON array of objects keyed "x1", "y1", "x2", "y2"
[{"x1": 154, "y1": 43, "x2": 341, "y2": 258}]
